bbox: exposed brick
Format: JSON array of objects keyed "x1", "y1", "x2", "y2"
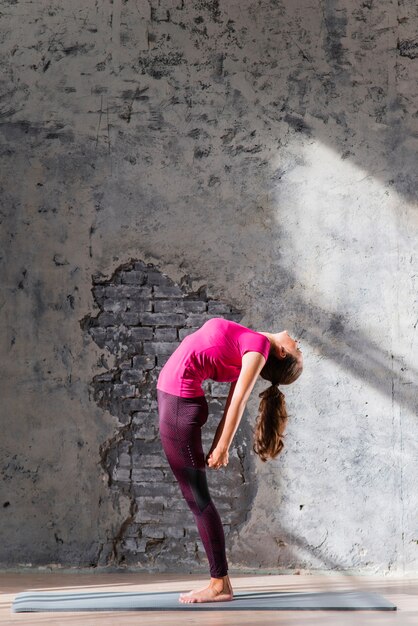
[
  {"x1": 132, "y1": 354, "x2": 156, "y2": 369},
  {"x1": 143, "y1": 269, "x2": 172, "y2": 286},
  {"x1": 123, "y1": 538, "x2": 140, "y2": 552},
  {"x1": 129, "y1": 327, "x2": 153, "y2": 341},
  {"x1": 102, "y1": 286, "x2": 120, "y2": 301},
  {"x1": 201, "y1": 433, "x2": 216, "y2": 446},
  {"x1": 131, "y1": 454, "x2": 163, "y2": 467},
  {"x1": 153, "y1": 284, "x2": 184, "y2": 298},
  {"x1": 92, "y1": 285, "x2": 106, "y2": 300},
  {"x1": 120, "y1": 270, "x2": 147, "y2": 285},
  {"x1": 210, "y1": 382, "x2": 231, "y2": 397},
  {"x1": 125, "y1": 537, "x2": 150, "y2": 553},
  {"x1": 112, "y1": 467, "x2": 130, "y2": 482},
  {"x1": 125, "y1": 299, "x2": 152, "y2": 311},
  {"x1": 160, "y1": 496, "x2": 190, "y2": 510},
  {"x1": 183, "y1": 524, "x2": 202, "y2": 534},
  {"x1": 159, "y1": 510, "x2": 195, "y2": 525},
  {"x1": 142, "y1": 341, "x2": 180, "y2": 355},
  {"x1": 113, "y1": 383, "x2": 136, "y2": 398},
  {"x1": 156, "y1": 354, "x2": 172, "y2": 367},
  {"x1": 184, "y1": 313, "x2": 215, "y2": 326},
  {"x1": 135, "y1": 538, "x2": 149, "y2": 552},
  {"x1": 142, "y1": 524, "x2": 165, "y2": 538},
  {"x1": 122, "y1": 398, "x2": 151, "y2": 413},
  {"x1": 84, "y1": 260, "x2": 250, "y2": 569},
  {"x1": 103, "y1": 300, "x2": 126, "y2": 313},
  {"x1": 132, "y1": 261, "x2": 148, "y2": 271},
  {"x1": 135, "y1": 498, "x2": 164, "y2": 514},
  {"x1": 154, "y1": 299, "x2": 208, "y2": 314},
  {"x1": 132, "y1": 482, "x2": 178, "y2": 497},
  {"x1": 214, "y1": 500, "x2": 233, "y2": 512},
  {"x1": 178, "y1": 327, "x2": 199, "y2": 340},
  {"x1": 140, "y1": 312, "x2": 185, "y2": 326},
  {"x1": 120, "y1": 312, "x2": 141, "y2": 325},
  {"x1": 183, "y1": 300, "x2": 207, "y2": 313},
  {"x1": 207, "y1": 398, "x2": 224, "y2": 412},
  {"x1": 118, "y1": 452, "x2": 131, "y2": 467},
  {"x1": 123, "y1": 523, "x2": 143, "y2": 539},
  {"x1": 134, "y1": 441, "x2": 163, "y2": 457},
  {"x1": 164, "y1": 527, "x2": 185, "y2": 539},
  {"x1": 202, "y1": 380, "x2": 211, "y2": 394},
  {"x1": 104, "y1": 326, "x2": 120, "y2": 338},
  {"x1": 153, "y1": 327, "x2": 178, "y2": 341},
  {"x1": 133, "y1": 411, "x2": 155, "y2": 428},
  {"x1": 135, "y1": 510, "x2": 165, "y2": 522},
  {"x1": 97, "y1": 312, "x2": 119, "y2": 326},
  {"x1": 104, "y1": 285, "x2": 152, "y2": 299},
  {"x1": 133, "y1": 430, "x2": 157, "y2": 443},
  {"x1": 154, "y1": 299, "x2": 185, "y2": 313},
  {"x1": 132, "y1": 437, "x2": 158, "y2": 454},
  {"x1": 132, "y1": 468, "x2": 164, "y2": 482},
  {"x1": 118, "y1": 440, "x2": 131, "y2": 454},
  {"x1": 120, "y1": 369, "x2": 144, "y2": 384},
  {"x1": 88, "y1": 327, "x2": 106, "y2": 346}
]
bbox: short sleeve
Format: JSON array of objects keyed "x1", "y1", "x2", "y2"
[{"x1": 238, "y1": 331, "x2": 271, "y2": 362}]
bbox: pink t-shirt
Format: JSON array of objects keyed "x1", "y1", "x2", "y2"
[{"x1": 156, "y1": 317, "x2": 271, "y2": 397}]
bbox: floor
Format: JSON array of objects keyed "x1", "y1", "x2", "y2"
[{"x1": 1, "y1": 570, "x2": 417, "y2": 625}]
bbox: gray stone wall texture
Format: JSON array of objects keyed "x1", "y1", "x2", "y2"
[{"x1": 0, "y1": 0, "x2": 417, "y2": 574}]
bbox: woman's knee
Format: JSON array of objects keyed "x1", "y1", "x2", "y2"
[{"x1": 183, "y1": 467, "x2": 211, "y2": 513}]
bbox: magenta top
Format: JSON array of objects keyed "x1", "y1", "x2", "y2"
[{"x1": 156, "y1": 317, "x2": 271, "y2": 398}]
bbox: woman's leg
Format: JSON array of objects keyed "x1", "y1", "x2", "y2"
[{"x1": 157, "y1": 389, "x2": 232, "y2": 601}]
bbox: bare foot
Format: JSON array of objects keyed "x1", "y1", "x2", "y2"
[{"x1": 179, "y1": 575, "x2": 233, "y2": 603}]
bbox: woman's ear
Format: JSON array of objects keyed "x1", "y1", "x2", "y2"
[{"x1": 277, "y1": 345, "x2": 287, "y2": 359}]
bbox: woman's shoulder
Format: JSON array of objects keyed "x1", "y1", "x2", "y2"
[
  {"x1": 200, "y1": 317, "x2": 246, "y2": 339},
  {"x1": 203, "y1": 317, "x2": 264, "y2": 344},
  {"x1": 203, "y1": 317, "x2": 244, "y2": 329}
]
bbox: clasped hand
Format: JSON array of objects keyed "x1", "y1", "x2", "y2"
[{"x1": 206, "y1": 444, "x2": 229, "y2": 470}]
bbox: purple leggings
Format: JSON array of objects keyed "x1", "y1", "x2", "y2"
[{"x1": 157, "y1": 389, "x2": 228, "y2": 578}]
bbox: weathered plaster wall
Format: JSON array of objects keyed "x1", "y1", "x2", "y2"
[{"x1": 1, "y1": 0, "x2": 417, "y2": 572}]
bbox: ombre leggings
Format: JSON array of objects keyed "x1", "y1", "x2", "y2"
[{"x1": 157, "y1": 388, "x2": 228, "y2": 578}]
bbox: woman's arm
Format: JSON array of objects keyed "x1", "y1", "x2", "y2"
[
  {"x1": 215, "y1": 351, "x2": 267, "y2": 451},
  {"x1": 210, "y1": 380, "x2": 237, "y2": 451}
]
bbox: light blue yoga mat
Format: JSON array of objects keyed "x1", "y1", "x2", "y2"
[{"x1": 12, "y1": 589, "x2": 397, "y2": 612}]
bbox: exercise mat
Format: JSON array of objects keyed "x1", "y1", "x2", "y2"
[{"x1": 12, "y1": 589, "x2": 397, "y2": 612}]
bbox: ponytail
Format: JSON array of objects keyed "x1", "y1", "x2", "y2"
[{"x1": 252, "y1": 383, "x2": 288, "y2": 462}]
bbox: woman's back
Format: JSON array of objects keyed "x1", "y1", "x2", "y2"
[{"x1": 156, "y1": 317, "x2": 271, "y2": 397}]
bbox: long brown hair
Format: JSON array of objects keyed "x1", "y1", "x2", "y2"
[{"x1": 253, "y1": 351, "x2": 302, "y2": 462}]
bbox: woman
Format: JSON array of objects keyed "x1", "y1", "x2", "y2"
[{"x1": 156, "y1": 316, "x2": 303, "y2": 603}]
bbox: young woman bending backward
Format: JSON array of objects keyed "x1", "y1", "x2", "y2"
[{"x1": 156, "y1": 317, "x2": 303, "y2": 603}]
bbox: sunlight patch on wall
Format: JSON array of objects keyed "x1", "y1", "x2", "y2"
[{"x1": 271, "y1": 139, "x2": 401, "y2": 332}]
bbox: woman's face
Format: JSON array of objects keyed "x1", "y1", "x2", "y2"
[{"x1": 276, "y1": 330, "x2": 303, "y2": 362}]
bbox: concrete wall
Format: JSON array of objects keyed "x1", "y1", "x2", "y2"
[{"x1": 1, "y1": 0, "x2": 417, "y2": 573}]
